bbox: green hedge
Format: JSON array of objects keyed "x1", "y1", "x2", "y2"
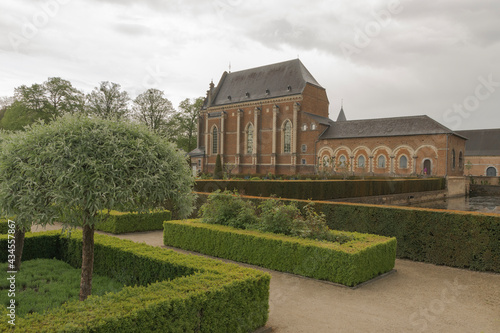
[
  {"x1": 0, "y1": 218, "x2": 10, "y2": 234},
  {"x1": 195, "y1": 193, "x2": 500, "y2": 273},
  {"x1": 93, "y1": 210, "x2": 171, "y2": 234},
  {"x1": 0, "y1": 231, "x2": 270, "y2": 332},
  {"x1": 194, "y1": 178, "x2": 446, "y2": 200},
  {"x1": 163, "y1": 219, "x2": 396, "y2": 287}
]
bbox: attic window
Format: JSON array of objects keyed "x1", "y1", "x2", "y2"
[
  {"x1": 265, "y1": 89, "x2": 270, "y2": 95},
  {"x1": 227, "y1": 95, "x2": 231, "y2": 100},
  {"x1": 245, "y1": 92, "x2": 250, "y2": 98},
  {"x1": 287, "y1": 85, "x2": 292, "y2": 92}
]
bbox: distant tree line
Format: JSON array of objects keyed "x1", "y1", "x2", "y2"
[{"x1": 0, "y1": 78, "x2": 203, "y2": 153}]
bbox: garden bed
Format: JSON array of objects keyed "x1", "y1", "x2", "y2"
[
  {"x1": 0, "y1": 230, "x2": 270, "y2": 332},
  {"x1": 163, "y1": 219, "x2": 397, "y2": 287}
]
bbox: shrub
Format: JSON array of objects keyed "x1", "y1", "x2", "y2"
[
  {"x1": 93, "y1": 210, "x2": 171, "y2": 234},
  {"x1": 213, "y1": 154, "x2": 223, "y2": 179},
  {"x1": 195, "y1": 193, "x2": 500, "y2": 273},
  {"x1": 194, "y1": 178, "x2": 446, "y2": 200},
  {"x1": 257, "y1": 198, "x2": 302, "y2": 236},
  {"x1": 163, "y1": 220, "x2": 397, "y2": 286},
  {"x1": 199, "y1": 190, "x2": 257, "y2": 229},
  {"x1": 0, "y1": 231, "x2": 270, "y2": 332}
]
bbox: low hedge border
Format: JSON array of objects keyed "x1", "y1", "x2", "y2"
[
  {"x1": 0, "y1": 218, "x2": 9, "y2": 234},
  {"x1": 195, "y1": 192, "x2": 500, "y2": 273},
  {"x1": 194, "y1": 178, "x2": 446, "y2": 200},
  {"x1": 92, "y1": 210, "x2": 172, "y2": 234},
  {"x1": 0, "y1": 230, "x2": 270, "y2": 332},
  {"x1": 163, "y1": 219, "x2": 397, "y2": 287}
]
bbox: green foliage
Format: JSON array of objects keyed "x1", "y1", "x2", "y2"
[
  {"x1": 199, "y1": 190, "x2": 257, "y2": 229},
  {"x1": 133, "y1": 88, "x2": 174, "y2": 134},
  {"x1": 0, "y1": 217, "x2": 11, "y2": 234},
  {"x1": 86, "y1": 81, "x2": 130, "y2": 120},
  {"x1": 0, "y1": 231, "x2": 270, "y2": 332},
  {"x1": 257, "y1": 198, "x2": 301, "y2": 235},
  {"x1": 194, "y1": 178, "x2": 447, "y2": 200},
  {"x1": 213, "y1": 154, "x2": 223, "y2": 179},
  {"x1": 196, "y1": 194, "x2": 500, "y2": 273},
  {"x1": 163, "y1": 220, "x2": 397, "y2": 286},
  {"x1": 0, "y1": 101, "x2": 50, "y2": 131},
  {"x1": 167, "y1": 97, "x2": 204, "y2": 152},
  {"x1": 0, "y1": 259, "x2": 123, "y2": 317},
  {"x1": 93, "y1": 210, "x2": 171, "y2": 234},
  {"x1": 0, "y1": 115, "x2": 195, "y2": 231}
]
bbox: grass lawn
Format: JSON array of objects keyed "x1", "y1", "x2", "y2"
[{"x1": 0, "y1": 258, "x2": 124, "y2": 317}]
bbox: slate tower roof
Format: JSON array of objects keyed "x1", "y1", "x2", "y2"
[{"x1": 203, "y1": 59, "x2": 324, "y2": 109}]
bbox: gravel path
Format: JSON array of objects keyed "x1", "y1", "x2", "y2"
[{"x1": 32, "y1": 224, "x2": 500, "y2": 333}]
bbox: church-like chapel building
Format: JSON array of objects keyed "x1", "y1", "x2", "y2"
[{"x1": 189, "y1": 59, "x2": 468, "y2": 177}]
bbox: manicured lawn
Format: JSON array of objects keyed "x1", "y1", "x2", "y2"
[{"x1": 0, "y1": 258, "x2": 124, "y2": 317}]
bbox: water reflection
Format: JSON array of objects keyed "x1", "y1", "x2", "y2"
[{"x1": 401, "y1": 195, "x2": 500, "y2": 214}]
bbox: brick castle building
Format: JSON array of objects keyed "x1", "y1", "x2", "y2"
[{"x1": 189, "y1": 59, "x2": 468, "y2": 177}]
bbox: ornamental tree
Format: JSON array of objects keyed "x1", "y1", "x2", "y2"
[{"x1": 0, "y1": 115, "x2": 195, "y2": 300}]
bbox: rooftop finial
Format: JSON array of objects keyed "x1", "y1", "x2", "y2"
[
  {"x1": 341, "y1": 98, "x2": 343, "y2": 110},
  {"x1": 229, "y1": 62, "x2": 231, "y2": 73}
]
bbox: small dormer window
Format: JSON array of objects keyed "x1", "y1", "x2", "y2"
[
  {"x1": 311, "y1": 123, "x2": 317, "y2": 130},
  {"x1": 227, "y1": 95, "x2": 231, "y2": 100},
  {"x1": 245, "y1": 92, "x2": 250, "y2": 98},
  {"x1": 287, "y1": 85, "x2": 292, "y2": 92},
  {"x1": 265, "y1": 89, "x2": 270, "y2": 95}
]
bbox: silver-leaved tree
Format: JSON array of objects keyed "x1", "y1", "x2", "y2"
[{"x1": 0, "y1": 115, "x2": 195, "y2": 300}]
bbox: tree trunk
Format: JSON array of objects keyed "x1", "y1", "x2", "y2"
[
  {"x1": 13, "y1": 227, "x2": 25, "y2": 271},
  {"x1": 79, "y1": 223, "x2": 95, "y2": 301}
]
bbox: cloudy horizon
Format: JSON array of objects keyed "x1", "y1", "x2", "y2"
[{"x1": 1, "y1": 0, "x2": 499, "y2": 130}]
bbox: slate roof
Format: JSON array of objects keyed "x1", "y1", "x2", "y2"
[
  {"x1": 302, "y1": 112, "x2": 332, "y2": 126},
  {"x1": 455, "y1": 129, "x2": 500, "y2": 156},
  {"x1": 188, "y1": 147, "x2": 205, "y2": 157},
  {"x1": 206, "y1": 59, "x2": 323, "y2": 108},
  {"x1": 319, "y1": 115, "x2": 467, "y2": 140}
]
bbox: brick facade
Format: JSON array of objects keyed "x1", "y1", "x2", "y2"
[{"x1": 190, "y1": 60, "x2": 469, "y2": 177}]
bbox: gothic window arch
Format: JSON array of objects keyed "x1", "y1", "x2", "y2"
[
  {"x1": 211, "y1": 125, "x2": 218, "y2": 155},
  {"x1": 459, "y1": 151, "x2": 464, "y2": 170},
  {"x1": 338, "y1": 155, "x2": 347, "y2": 168},
  {"x1": 323, "y1": 155, "x2": 330, "y2": 167},
  {"x1": 399, "y1": 155, "x2": 408, "y2": 169},
  {"x1": 246, "y1": 123, "x2": 254, "y2": 154},
  {"x1": 358, "y1": 155, "x2": 366, "y2": 168},
  {"x1": 283, "y1": 120, "x2": 292, "y2": 153},
  {"x1": 378, "y1": 155, "x2": 386, "y2": 168}
]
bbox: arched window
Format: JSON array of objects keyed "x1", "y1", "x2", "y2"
[
  {"x1": 378, "y1": 155, "x2": 386, "y2": 168},
  {"x1": 323, "y1": 155, "x2": 330, "y2": 167},
  {"x1": 338, "y1": 155, "x2": 347, "y2": 168},
  {"x1": 459, "y1": 151, "x2": 464, "y2": 170},
  {"x1": 399, "y1": 155, "x2": 408, "y2": 169},
  {"x1": 452, "y1": 149, "x2": 456, "y2": 170},
  {"x1": 358, "y1": 155, "x2": 365, "y2": 168},
  {"x1": 246, "y1": 123, "x2": 254, "y2": 154},
  {"x1": 283, "y1": 120, "x2": 292, "y2": 153},
  {"x1": 486, "y1": 167, "x2": 497, "y2": 177},
  {"x1": 212, "y1": 126, "x2": 218, "y2": 155}
]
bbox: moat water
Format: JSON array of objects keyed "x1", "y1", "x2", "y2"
[{"x1": 398, "y1": 195, "x2": 500, "y2": 214}]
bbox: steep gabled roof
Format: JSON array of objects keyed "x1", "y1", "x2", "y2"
[
  {"x1": 320, "y1": 115, "x2": 467, "y2": 140},
  {"x1": 207, "y1": 59, "x2": 323, "y2": 107},
  {"x1": 455, "y1": 129, "x2": 500, "y2": 156},
  {"x1": 302, "y1": 112, "x2": 333, "y2": 126}
]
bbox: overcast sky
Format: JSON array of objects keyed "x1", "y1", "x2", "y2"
[{"x1": 1, "y1": 0, "x2": 499, "y2": 130}]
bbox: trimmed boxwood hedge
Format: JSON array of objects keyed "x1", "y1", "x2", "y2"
[
  {"x1": 0, "y1": 230, "x2": 270, "y2": 332},
  {"x1": 163, "y1": 219, "x2": 397, "y2": 287},
  {"x1": 195, "y1": 193, "x2": 500, "y2": 273},
  {"x1": 0, "y1": 218, "x2": 9, "y2": 234},
  {"x1": 93, "y1": 210, "x2": 172, "y2": 234},
  {"x1": 194, "y1": 178, "x2": 446, "y2": 200}
]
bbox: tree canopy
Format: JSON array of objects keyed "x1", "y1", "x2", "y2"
[
  {"x1": 86, "y1": 81, "x2": 130, "y2": 120},
  {"x1": 133, "y1": 88, "x2": 174, "y2": 134},
  {"x1": 0, "y1": 115, "x2": 195, "y2": 299}
]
